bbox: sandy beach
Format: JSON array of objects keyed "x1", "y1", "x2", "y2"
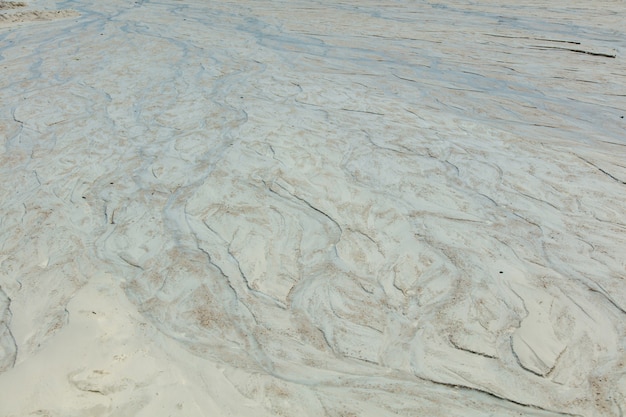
[{"x1": 1, "y1": 0, "x2": 625, "y2": 416}]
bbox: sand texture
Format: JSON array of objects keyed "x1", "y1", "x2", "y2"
[
  {"x1": 0, "y1": 1, "x2": 78, "y2": 26},
  {"x1": 0, "y1": 0, "x2": 625, "y2": 416}
]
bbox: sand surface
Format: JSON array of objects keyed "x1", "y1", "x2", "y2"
[
  {"x1": 1, "y1": 0, "x2": 625, "y2": 416},
  {"x1": 0, "y1": 1, "x2": 78, "y2": 26}
]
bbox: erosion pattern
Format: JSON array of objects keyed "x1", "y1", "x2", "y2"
[{"x1": 1, "y1": 0, "x2": 625, "y2": 416}]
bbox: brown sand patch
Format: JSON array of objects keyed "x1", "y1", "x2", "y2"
[
  {"x1": 0, "y1": 2, "x2": 78, "y2": 27},
  {"x1": 0, "y1": 1, "x2": 26, "y2": 10}
]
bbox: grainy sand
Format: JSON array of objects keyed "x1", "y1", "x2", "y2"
[
  {"x1": 0, "y1": 1, "x2": 78, "y2": 26},
  {"x1": 0, "y1": 0, "x2": 625, "y2": 416}
]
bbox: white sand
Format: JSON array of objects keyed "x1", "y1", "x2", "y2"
[{"x1": 0, "y1": 0, "x2": 625, "y2": 416}]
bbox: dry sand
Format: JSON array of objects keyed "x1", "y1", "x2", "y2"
[
  {"x1": 0, "y1": 1, "x2": 78, "y2": 26},
  {"x1": 0, "y1": 0, "x2": 625, "y2": 416}
]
